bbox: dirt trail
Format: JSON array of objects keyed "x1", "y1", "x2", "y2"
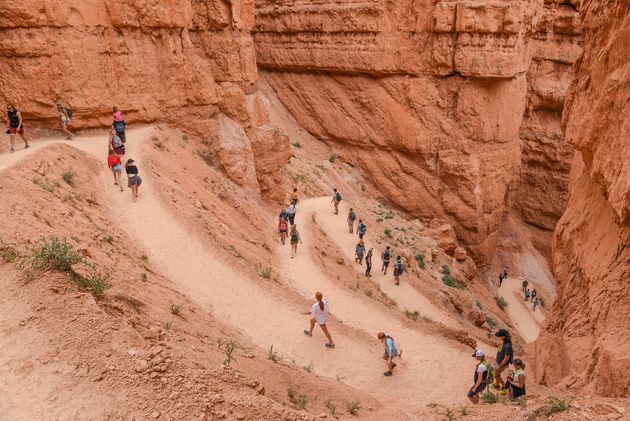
[
  {"x1": 1, "y1": 130, "x2": 474, "y2": 414},
  {"x1": 497, "y1": 278, "x2": 545, "y2": 343}
]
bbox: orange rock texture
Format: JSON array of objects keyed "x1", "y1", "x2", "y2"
[
  {"x1": 254, "y1": 0, "x2": 582, "y2": 264},
  {"x1": 534, "y1": 0, "x2": 630, "y2": 397},
  {"x1": 0, "y1": 0, "x2": 290, "y2": 201}
]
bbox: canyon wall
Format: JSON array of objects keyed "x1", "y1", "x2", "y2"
[
  {"x1": 254, "y1": 0, "x2": 581, "y2": 264},
  {"x1": 534, "y1": 0, "x2": 630, "y2": 397},
  {"x1": 0, "y1": 0, "x2": 290, "y2": 200}
]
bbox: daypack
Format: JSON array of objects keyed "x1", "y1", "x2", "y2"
[
  {"x1": 114, "y1": 121, "x2": 126, "y2": 132},
  {"x1": 290, "y1": 231, "x2": 299, "y2": 242},
  {"x1": 383, "y1": 249, "x2": 391, "y2": 261},
  {"x1": 65, "y1": 108, "x2": 73, "y2": 119},
  {"x1": 396, "y1": 260, "x2": 404, "y2": 271},
  {"x1": 279, "y1": 220, "x2": 288, "y2": 232},
  {"x1": 358, "y1": 223, "x2": 366, "y2": 234},
  {"x1": 480, "y1": 362, "x2": 495, "y2": 385},
  {"x1": 112, "y1": 135, "x2": 123, "y2": 149},
  {"x1": 350, "y1": 211, "x2": 356, "y2": 221},
  {"x1": 335, "y1": 192, "x2": 342, "y2": 201}
]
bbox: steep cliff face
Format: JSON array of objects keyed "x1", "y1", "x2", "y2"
[
  {"x1": 534, "y1": 0, "x2": 630, "y2": 397},
  {"x1": 254, "y1": 0, "x2": 581, "y2": 264},
  {"x1": 0, "y1": 0, "x2": 290, "y2": 201}
]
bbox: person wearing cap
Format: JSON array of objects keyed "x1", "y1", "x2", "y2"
[
  {"x1": 365, "y1": 248, "x2": 373, "y2": 277},
  {"x1": 377, "y1": 332, "x2": 398, "y2": 376},
  {"x1": 125, "y1": 158, "x2": 142, "y2": 202},
  {"x1": 467, "y1": 349, "x2": 490, "y2": 404},
  {"x1": 355, "y1": 240, "x2": 365, "y2": 264},
  {"x1": 493, "y1": 329, "x2": 514, "y2": 393}
]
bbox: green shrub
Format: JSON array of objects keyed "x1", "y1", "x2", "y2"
[
  {"x1": 384, "y1": 228, "x2": 393, "y2": 239},
  {"x1": 325, "y1": 400, "x2": 337, "y2": 416},
  {"x1": 162, "y1": 320, "x2": 173, "y2": 331},
  {"x1": 442, "y1": 265, "x2": 450, "y2": 275},
  {"x1": 475, "y1": 300, "x2": 483, "y2": 310},
  {"x1": 328, "y1": 154, "x2": 338, "y2": 163},
  {"x1": 83, "y1": 270, "x2": 111, "y2": 298},
  {"x1": 259, "y1": 266, "x2": 272, "y2": 280},
  {"x1": 291, "y1": 142, "x2": 301, "y2": 149},
  {"x1": 267, "y1": 345, "x2": 282, "y2": 363},
  {"x1": 404, "y1": 310, "x2": 421, "y2": 321},
  {"x1": 0, "y1": 243, "x2": 18, "y2": 263},
  {"x1": 414, "y1": 254, "x2": 425, "y2": 269},
  {"x1": 442, "y1": 274, "x2": 464, "y2": 289},
  {"x1": 31, "y1": 237, "x2": 83, "y2": 272},
  {"x1": 62, "y1": 168, "x2": 76, "y2": 185},
  {"x1": 495, "y1": 296, "x2": 509, "y2": 310},
  {"x1": 445, "y1": 408, "x2": 455, "y2": 421},
  {"x1": 295, "y1": 393, "x2": 308, "y2": 410},
  {"x1": 302, "y1": 363, "x2": 313, "y2": 373},
  {"x1": 365, "y1": 290, "x2": 373, "y2": 298},
  {"x1": 346, "y1": 400, "x2": 361, "y2": 415},
  {"x1": 32, "y1": 177, "x2": 60, "y2": 193},
  {"x1": 545, "y1": 396, "x2": 571, "y2": 413},
  {"x1": 223, "y1": 341, "x2": 237, "y2": 367},
  {"x1": 170, "y1": 303, "x2": 183, "y2": 315},
  {"x1": 480, "y1": 391, "x2": 499, "y2": 404},
  {"x1": 485, "y1": 316, "x2": 497, "y2": 328},
  {"x1": 102, "y1": 235, "x2": 114, "y2": 244}
]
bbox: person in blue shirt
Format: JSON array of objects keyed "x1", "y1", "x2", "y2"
[
  {"x1": 378, "y1": 332, "x2": 398, "y2": 376},
  {"x1": 357, "y1": 220, "x2": 367, "y2": 240}
]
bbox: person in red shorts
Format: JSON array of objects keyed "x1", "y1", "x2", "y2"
[
  {"x1": 107, "y1": 149, "x2": 124, "y2": 191},
  {"x1": 5, "y1": 104, "x2": 29, "y2": 152}
]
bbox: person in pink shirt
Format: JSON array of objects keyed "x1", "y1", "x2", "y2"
[{"x1": 113, "y1": 106, "x2": 123, "y2": 122}]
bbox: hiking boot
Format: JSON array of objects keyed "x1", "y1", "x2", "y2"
[
  {"x1": 383, "y1": 371, "x2": 393, "y2": 377},
  {"x1": 24, "y1": 144, "x2": 30, "y2": 149},
  {"x1": 325, "y1": 343, "x2": 335, "y2": 348}
]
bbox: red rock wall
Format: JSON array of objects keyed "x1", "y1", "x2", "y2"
[
  {"x1": 254, "y1": 0, "x2": 581, "y2": 264},
  {"x1": 534, "y1": 0, "x2": 630, "y2": 397}
]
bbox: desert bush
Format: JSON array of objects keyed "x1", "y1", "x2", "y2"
[
  {"x1": 442, "y1": 274, "x2": 464, "y2": 289},
  {"x1": 170, "y1": 303, "x2": 183, "y2": 315},
  {"x1": 545, "y1": 396, "x2": 571, "y2": 413},
  {"x1": 62, "y1": 168, "x2": 76, "y2": 185},
  {"x1": 384, "y1": 228, "x2": 393, "y2": 239},
  {"x1": 267, "y1": 345, "x2": 282, "y2": 363},
  {"x1": 162, "y1": 320, "x2": 173, "y2": 331},
  {"x1": 442, "y1": 264, "x2": 451, "y2": 275},
  {"x1": 259, "y1": 266, "x2": 272, "y2": 280},
  {"x1": 480, "y1": 391, "x2": 499, "y2": 404},
  {"x1": 302, "y1": 363, "x2": 313, "y2": 373},
  {"x1": 32, "y1": 177, "x2": 60, "y2": 193},
  {"x1": 292, "y1": 142, "x2": 301, "y2": 149},
  {"x1": 415, "y1": 254, "x2": 425, "y2": 269},
  {"x1": 83, "y1": 270, "x2": 111, "y2": 298},
  {"x1": 365, "y1": 290, "x2": 373, "y2": 298},
  {"x1": 346, "y1": 400, "x2": 361, "y2": 415},
  {"x1": 0, "y1": 243, "x2": 18, "y2": 263},
  {"x1": 495, "y1": 296, "x2": 509, "y2": 310},
  {"x1": 485, "y1": 316, "x2": 497, "y2": 328},
  {"x1": 102, "y1": 235, "x2": 114, "y2": 244},
  {"x1": 404, "y1": 310, "x2": 420, "y2": 321},
  {"x1": 31, "y1": 237, "x2": 83, "y2": 272},
  {"x1": 325, "y1": 400, "x2": 337, "y2": 416},
  {"x1": 223, "y1": 341, "x2": 237, "y2": 367}
]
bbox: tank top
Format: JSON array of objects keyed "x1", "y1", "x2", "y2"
[{"x1": 7, "y1": 110, "x2": 20, "y2": 128}]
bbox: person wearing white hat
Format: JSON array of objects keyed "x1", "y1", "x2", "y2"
[{"x1": 467, "y1": 349, "x2": 490, "y2": 404}]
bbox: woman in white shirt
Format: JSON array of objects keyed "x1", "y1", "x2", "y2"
[{"x1": 302, "y1": 292, "x2": 335, "y2": 348}]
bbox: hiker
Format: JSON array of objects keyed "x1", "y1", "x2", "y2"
[
  {"x1": 499, "y1": 272, "x2": 504, "y2": 288},
  {"x1": 355, "y1": 241, "x2": 365, "y2": 265},
  {"x1": 524, "y1": 288, "x2": 531, "y2": 302},
  {"x1": 279, "y1": 206, "x2": 289, "y2": 222},
  {"x1": 56, "y1": 101, "x2": 73, "y2": 140},
  {"x1": 381, "y1": 246, "x2": 392, "y2": 275},
  {"x1": 347, "y1": 208, "x2": 356, "y2": 233},
  {"x1": 290, "y1": 187, "x2": 298, "y2": 205},
  {"x1": 278, "y1": 216, "x2": 289, "y2": 245},
  {"x1": 531, "y1": 288, "x2": 537, "y2": 300},
  {"x1": 287, "y1": 203, "x2": 297, "y2": 226},
  {"x1": 331, "y1": 188, "x2": 342, "y2": 214},
  {"x1": 357, "y1": 219, "x2": 367, "y2": 240},
  {"x1": 5, "y1": 104, "x2": 29, "y2": 152},
  {"x1": 302, "y1": 292, "x2": 335, "y2": 348},
  {"x1": 111, "y1": 107, "x2": 128, "y2": 143},
  {"x1": 521, "y1": 279, "x2": 529, "y2": 292},
  {"x1": 365, "y1": 248, "x2": 373, "y2": 277},
  {"x1": 467, "y1": 349, "x2": 490, "y2": 404},
  {"x1": 492, "y1": 329, "x2": 514, "y2": 393},
  {"x1": 107, "y1": 149, "x2": 124, "y2": 191},
  {"x1": 110, "y1": 131, "x2": 125, "y2": 156},
  {"x1": 393, "y1": 255, "x2": 406, "y2": 285},
  {"x1": 503, "y1": 266, "x2": 508, "y2": 281},
  {"x1": 507, "y1": 359, "x2": 527, "y2": 400},
  {"x1": 125, "y1": 158, "x2": 142, "y2": 202},
  {"x1": 377, "y1": 332, "x2": 398, "y2": 376},
  {"x1": 289, "y1": 225, "x2": 302, "y2": 258},
  {"x1": 532, "y1": 297, "x2": 539, "y2": 312}
]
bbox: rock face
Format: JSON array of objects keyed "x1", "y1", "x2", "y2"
[
  {"x1": 0, "y1": 0, "x2": 290, "y2": 201},
  {"x1": 534, "y1": 0, "x2": 630, "y2": 398},
  {"x1": 254, "y1": 0, "x2": 582, "y2": 264}
]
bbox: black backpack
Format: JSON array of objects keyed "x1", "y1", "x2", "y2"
[
  {"x1": 290, "y1": 232, "x2": 299, "y2": 242},
  {"x1": 114, "y1": 121, "x2": 126, "y2": 132},
  {"x1": 335, "y1": 192, "x2": 342, "y2": 201},
  {"x1": 65, "y1": 108, "x2": 73, "y2": 119}
]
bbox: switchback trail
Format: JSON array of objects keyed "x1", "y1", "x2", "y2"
[{"x1": 497, "y1": 278, "x2": 545, "y2": 343}]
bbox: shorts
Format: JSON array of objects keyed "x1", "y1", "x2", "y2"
[
  {"x1": 128, "y1": 175, "x2": 142, "y2": 187},
  {"x1": 359, "y1": 233, "x2": 365, "y2": 239},
  {"x1": 510, "y1": 384, "x2": 526, "y2": 399},
  {"x1": 116, "y1": 131, "x2": 126, "y2": 143},
  {"x1": 8, "y1": 126, "x2": 24, "y2": 135},
  {"x1": 62, "y1": 119, "x2": 71, "y2": 127},
  {"x1": 383, "y1": 261, "x2": 390, "y2": 267},
  {"x1": 467, "y1": 383, "x2": 486, "y2": 398},
  {"x1": 111, "y1": 164, "x2": 122, "y2": 173},
  {"x1": 394, "y1": 268, "x2": 402, "y2": 277}
]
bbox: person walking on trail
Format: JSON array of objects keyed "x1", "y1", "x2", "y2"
[
  {"x1": 107, "y1": 149, "x2": 124, "y2": 191},
  {"x1": 381, "y1": 246, "x2": 392, "y2": 275},
  {"x1": 467, "y1": 349, "x2": 490, "y2": 404},
  {"x1": 499, "y1": 272, "x2": 505, "y2": 288},
  {"x1": 521, "y1": 279, "x2": 529, "y2": 292},
  {"x1": 302, "y1": 292, "x2": 335, "y2": 348},
  {"x1": 287, "y1": 203, "x2": 297, "y2": 226},
  {"x1": 378, "y1": 332, "x2": 398, "y2": 376},
  {"x1": 506, "y1": 359, "x2": 527, "y2": 400},
  {"x1": 290, "y1": 187, "x2": 298, "y2": 205},
  {"x1": 279, "y1": 206, "x2": 289, "y2": 222},
  {"x1": 111, "y1": 107, "x2": 128, "y2": 143},
  {"x1": 278, "y1": 216, "x2": 289, "y2": 245},
  {"x1": 492, "y1": 329, "x2": 514, "y2": 394},
  {"x1": 6, "y1": 104, "x2": 29, "y2": 152},
  {"x1": 56, "y1": 101, "x2": 74, "y2": 140},
  {"x1": 393, "y1": 255, "x2": 406, "y2": 285},
  {"x1": 347, "y1": 208, "x2": 356, "y2": 233},
  {"x1": 355, "y1": 240, "x2": 365, "y2": 265},
  {"x1": 365, "y1": 248, "x2": 373, "y2": 277},
  {"x1": 357, "y1": 219, "x2": 367, "y2": 240},
  {"x1": 110, "y1": 131, "x2": 125, "y2": 156},
  {"x1": 532, "y1": 297, "x2": 539, "y2": 312},
  {"x1": 531, "y1": 288, "x2": 537, "y2": 300},
  {"x1": 524, "y1": 288, "x2": 531, "y2": 302},
  {"x1": 331, "y1": 188, "x2": 342, "y2": 215},
  {"x1": 125, "y1": 158, "x2": 142, "y2": 202},
  {"x1": 289, "y1": 225, "x2": 302, "y2": 259},
  {"x1": 503, "y1": 266, "x2": 508, "y2": 281}
]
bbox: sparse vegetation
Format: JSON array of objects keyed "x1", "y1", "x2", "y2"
[
  {"x1": 414, "y1": 253, "x2": 425, "y2": 269},
  {"x1": 170, "y1": 303, "x2": 183, "y2": 315},
  {"x1": 0, "y1": 243, "x2": 18, "y2": 263},
  {"x1": 384, "y1": 228, "x2": 393, "y2": 239},
  {"x1": 480, "y1": 391, "x2": 499, "y2": 404},
  {"x1": 259, "y1": 266, "x2": 272, "y2": 280},
  {"x1": 153, "y1": 136, "x2": 163, "y2": 149},
  {"x1": 267, "y1": 345, "x2": 282, "y2": 363},
  {"x1": 475, "y1": 300, "x2": 483, "y2": 310},
  {"x1": 442, "y1": 274, "x2": 464, "y2": 289},
  {"x1": 32, "y1": 177, "x2": 60, "y2": 193},
  {"x1": 181, "y1": 133, "x2": 188, "y2": 141},
  {"x1": 328, "y1": 154, "x2": 339, "y2": 163},
  {"x1": 538, "y1": 296, "x2": 545, "y2": 307},
  {"x1": 336, "y1": 374, "x2": 345, "y2": 382},
  {"x1": 222, "y1": 341, "x2": 237, "y2": 367},
  {"x1": 346, "y1": 400, "x2": 361, "y2": 415},
  {"x1": 459, "y1": 404, "x2": 469, "y2": 415},
  {"x1": 442, "y1": 265, "x2": 451, "y2": 275},
  {"x1": 303, "y1": 363, "x2": 313, "y2": 373},
  {"x1": 62, "y1": 168, "x2": 76, "y2": 185},
  {"x1": 404, "y1": 309, "x2": 421, "y2": 321},
  {"x1": 485, "y1": 316, "x2": 497, "y2": 328},
  {"x1": 495, "y1": 296, "x2": 509, "y2": 310},
  {"x1": 544, "y1": 396, "x2": 571, "y2": 414},
  {"x1": 365, "y1": 290, "x2": 373, "y2": 298},
  {"x1": 162, "y1": 320, "x2": 173, "y2": 331},
  {"x1": 102, "y1": 235, "x2": 114, "y2": 244},
  {"x1": 287, "y1": 389, "x2": 307, "y2": 410},
  {"x1": 31, "y1": 237, "x2": 83, "y2": 272},
  {"x1": 291, "y1": 142, "x2": 301, "y2": 149},
  {"x1": 140, "y1": 254, "x2": 149, "y2": 261},
  {"x1": 141, "y1": 273, "x2": 148, "y2": 282},
  {"x1": 445, "y1": 408, "x2": 456, "y2": 421},
  {"x1": 325, "y1": 400, "x2": 337, "y2": 416},
  {"x1": 80, "y1": 270, "x2": 111, "y2": 298}
]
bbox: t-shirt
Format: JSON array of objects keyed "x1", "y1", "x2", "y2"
[
  {"x1": 126, "y1": 164, "x2": 139, "y2": 176},
  {"x1": 365, "y1": 253, "x2": 372, "y2": 265},
  {"x1": 358, "y1": 223, "x2": 366, "y2": 234},
  {"x1": 496, "y1": 341, "x2": 514, "y2": 366},
  {"x1": 356, "y1": 244, "x2": 365, "y2": 255},
  {"x1": 348, "y1": 212, "x2": 356, "y2": 221},
  {"x1": 291, "y1": 192, "x2": 298, "y2": 201},
  {"x1": 474, "y1": 362, "x2": 489, "y2": 384},
  {"x1": 113, "y1": 120, "x2": 127, "y2": 133},
  {"x1": 384, "y1": 337, "x2": 397, "y2": 357},
  {"x1": 310, "y1": 300, "x2": 329, "y2": 325},
  {"x1": 287, "y1": 205, "x2": 296, "y2": 215},
  {"x1": 382, "y1": 250, "x2": 391, "y2": 262},
  {"x1": 113, "y1": 111, "x2": 123, "y2": 122},
  {"x1": 107, "y1": 155, "x2": 121, "y2": 168}
]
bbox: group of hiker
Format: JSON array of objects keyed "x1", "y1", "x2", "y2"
[
  {"x1": 468, "y1": 329, "x2": 527, "y2": 404},
  {"x1": 521, "y1": 280, "x2": 540, "y2": 311},
  {"x1": 5, "y1": 102, "x2": 141, "y2": 202},
  {"x1": 277, "y1": 188, "x2": 302, "y2": 258}
]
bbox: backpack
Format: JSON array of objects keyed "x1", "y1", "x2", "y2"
[
  {"x1": 359, "y1": 223, "x2": 366, "y2": 234},
  {"x1": 335, "y1": 192, "x2": 342, "y2": 201},
  {"x1": 396, "y1": 260, "x2": 404, "y2": 271},
  {"x1": 290, "y1": 231, "x2": 299, "y2": 242},
  {"x1": 350, "y1": 211, "x2": 356, "y2": 221},
  {"x1": 65, "y1": 108, "x2": 73, "y2": 119},
  {"x1": 383, "y1": 249, "x2": 391, "y2": 261},
  {"x1": 114, "y1": 121, "x2": 126, "y2": 132},
  {"x1": 480, "y1": 362, "x2": 494, "y2": 385},
  {"x1": 279, "y1": 220, "x2": 288, "y2": 232},
  {"x1": 112, "y1": 135, "x2": 123, "y2": 149}
]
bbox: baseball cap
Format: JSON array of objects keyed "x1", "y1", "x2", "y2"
[{"x1": 472, "y1": 349, "x2": 485, "y2": 358}]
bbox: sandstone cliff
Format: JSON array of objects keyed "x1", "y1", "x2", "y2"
[
  {"x1": 254, "y1": 0, "x2": 581, "y2": 264},
  {"x1": 534, "y1": 0, "x2": 630, "y2": 397}
]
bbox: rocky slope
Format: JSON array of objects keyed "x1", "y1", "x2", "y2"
[
  {"x1": 254, "y1": 0, "x2": 582, "y2": 264},
  {"x1": 534, "y1": 0, "x2": 630, "y2": 398}
]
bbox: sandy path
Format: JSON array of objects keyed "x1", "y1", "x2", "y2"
[
  {"x1": 1, "y1": 131, "x2": 475, "y2": 413},
  {"x1": 497, "y1": 277, "x2": 545, "y2": 343}
]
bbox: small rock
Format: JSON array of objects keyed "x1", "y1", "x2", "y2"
[
  {"x1": 19, "y1": 321, "x2": 26, "y2": 326},
  {"x1": 135, "y1": 360, "x2": 150, "y2": 373},
  {"x1": 149, "y1": 371, "x2": 158, "y2": 379},
  {"x1": 256, "y1": 386, "x2": 265, "y2": 395},
  {"x1": 336, "y1": 258, "x2": 344, "y2": 265},
  {"x1": 151, "y1": 410, "x2": 160, "y2": 419},
  {"x1": 128, "y1": 349, "x2": 138, "y2": 357},
  {"x1": 319, "y1": 413, "x2": 327, "y2": 418}
]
